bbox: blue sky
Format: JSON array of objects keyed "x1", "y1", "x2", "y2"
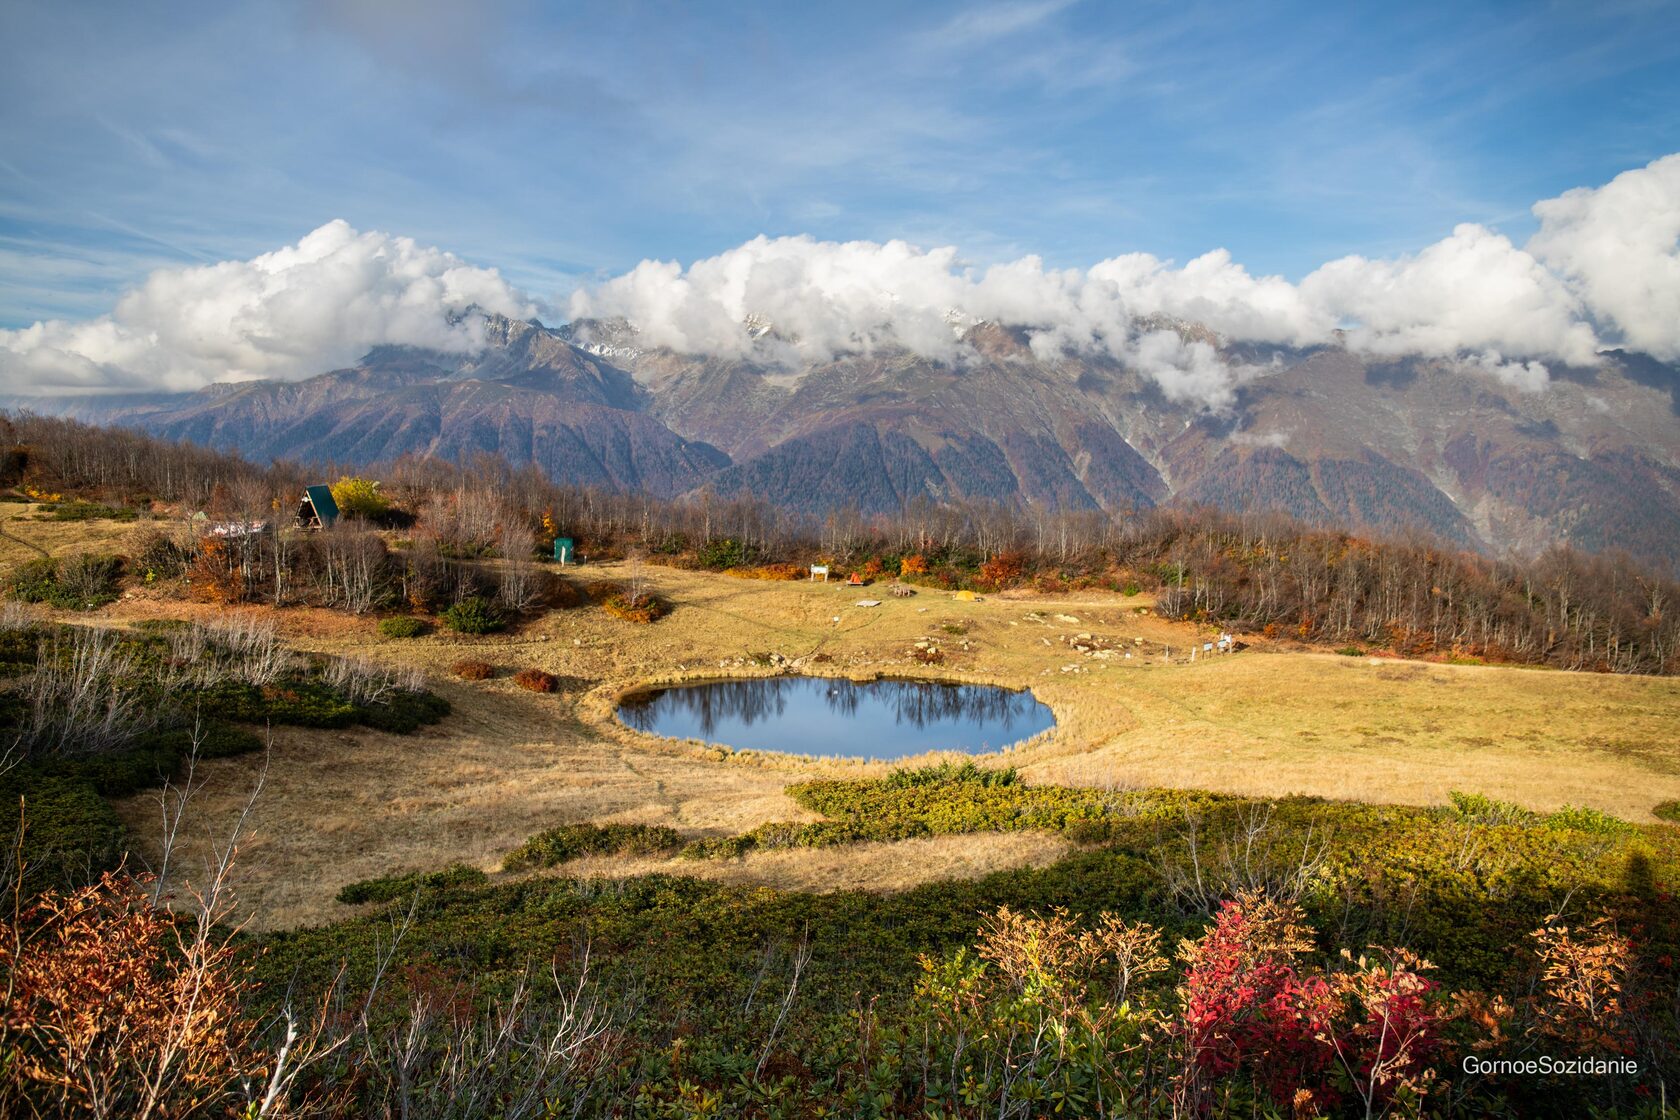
[{"x1": 2, "y1": 0, "x2": 1678, "y2": 330}]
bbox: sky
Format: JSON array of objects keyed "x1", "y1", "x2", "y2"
[{"x1": 2, "y1": 0, "x2": 1679, "y2": 401}]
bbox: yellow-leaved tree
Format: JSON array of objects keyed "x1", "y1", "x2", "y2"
[{"x1": 329, "y1": 476, "x2": 389, "y2": 519}]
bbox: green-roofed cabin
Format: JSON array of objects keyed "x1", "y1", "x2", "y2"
[{"x1": 296, "y1": 485, "x2": 339, "y2": 530}]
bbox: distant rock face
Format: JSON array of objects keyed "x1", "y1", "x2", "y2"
[{"x1": 26, "y1": 313, "x2": 1680, "y2": 568}]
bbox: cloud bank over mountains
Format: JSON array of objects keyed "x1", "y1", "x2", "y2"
[
  {"x1": 0, "y1": 221, "x2": 535, "y2": 394},
  {"x1": 3, "y1": 154, "x2": 1677, "y2": 407}
]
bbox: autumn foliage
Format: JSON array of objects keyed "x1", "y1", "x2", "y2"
[{"x1": 0, "y1": 872, "x2": 265, "y2": 1119}]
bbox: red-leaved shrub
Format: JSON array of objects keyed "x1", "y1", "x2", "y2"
[{"x1": 513, "y1": 668, "x2": 558, "y2": 693}]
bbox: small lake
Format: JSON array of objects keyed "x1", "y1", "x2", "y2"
[{"x1": 616, "y1": 676, "x2": 1056, "y2": 760}]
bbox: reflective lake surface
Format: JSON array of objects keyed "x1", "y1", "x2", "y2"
[{"x1": 617, "y1": 676, "x2": 1056, "y2": 759}]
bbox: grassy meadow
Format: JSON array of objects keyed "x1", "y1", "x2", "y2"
[
  {"x1": 8, "y1": 504, "x2": 1680, "y2": 1115},
  {"x1": 44, "y1": 552, "x2": 1678, "y2": 929}
]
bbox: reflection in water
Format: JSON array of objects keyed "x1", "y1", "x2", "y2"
[{"x1": 617, "y1": 676, "x2": 1055, "y2": 760}]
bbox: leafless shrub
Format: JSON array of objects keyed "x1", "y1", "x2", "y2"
[
  {"x1": 497, "y1": 524, "x2": 539, "y2": 614},
  {"x1": 624, "y1": 550, "x2": 648, "y2": 610},
  {"x1": 1156, "y1": 804, "x2": 1332, "y2": 915},
  {"x1": 0, "y1": 600, "x2": 41, "y2": 633},
  {"x1": 361, "y1": 957, "x2": 622, "y2": 1120},
  {"x1": 419, "y1": 485, "x2": 506, "y2": 558},
  {"x1": 322, "y1": 657, "x2": 425, "y2": 706},
  {"x1": 17, "y1": 626, "x2": 150, "y2": 757},
  {"x1": 311, "y1": 524, "x2": 390, "y2": 614},
  {"x1": 54, "y1": 553, "x2": 122, "y2": 605},
  {"x1": 167, "y1": 613, "x2": 294, "y2": 689}
]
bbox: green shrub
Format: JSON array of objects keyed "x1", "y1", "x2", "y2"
[
  {"x1": 336, "y1": 862, "x2": 488, "y2": 905},
  {"x1": 441, "y1": 596, "x2": 504, "y2": 634},
  {"x1": 680, "y1": 835, "x2": 755, "y2": 860},
  {"x1": 1543, "y1": 804, "x2": 1634, "y2": 835},
  {"x1": 696, "y1": 537, "x2": 749, "y2": 570},
  {"x1": 11, "y1": 554, "x2": 123, "y2": 610},
  {"x1": 377, "y1": 615, "x2": 429, "y2": 639},
  {"x1": 1336, "y1": 646, "x2": 1365, "y2": 657},
  {"x1": 881, "y1": 761, "x2": 1018, "y2": 790},
  {"x1": 1446, "y1": 790, "x2": 1537, "y2": 827},
  {"x1": 1654, "y1": 800, "x2": 1680, "y2": 825},
  {"x1": 503, "y1": 822, "x2": 683, "y2": 871},
  {"x1": 34, "y1": 723, "x2": 264, "y2": 798},
  {"x1": 47, "y1": 500, "x2": 138, "y2": 522},
  {"x1": 193, "y1": 679, "x2": 359, "y2": 728},
  {"x1": 0, "y1": 774, "x2": 127, "y2": 887},
  {"x1": 357, "y1": 689, "x2": 450, "y2": 733}
]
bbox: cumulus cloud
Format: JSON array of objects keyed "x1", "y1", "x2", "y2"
[
  {"x1": 567, "y1": 225, "x2": 1583, "y2": 408},
  {"x1": 1528, "y1": 153, "x2": 1680, "y2": 361},
  {"x1": 569, "y1": 154, "x2": 1680, "y2": 407},
  {"x1": 1298, "y1": 223, "x2": 1598, "y2": 365},
  {"x1": 9, "y1": 154, "x2": 1679, "y2": 408},
  {"x1": 0, "y1": 220, "x2": 536, "y2": 394}
]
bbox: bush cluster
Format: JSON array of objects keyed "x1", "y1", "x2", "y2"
[
  {"x1": 502, "y1": 822, "x2": 683, "y2": 871},
  {"x1": 451, "y1": 659, "x2": 495, "y2": 680},
  {"x1": 512, "y1": 668, "x2": 558, "y2": 693},
  {"x1": 0, "y1": 622, "x2": 449, "y2": 891},
  {"x1": 377, "y1": 615, "x2": 429, "y2": 639},
  {"x1": 721, "y1": 563, "x2": 804, "y2": 581},
  {"x1": 336, "y1": 862, "x2": 488, "y2": 905},
  {"x1": 441, "y1": 595, "x2": 504, "y2": 634},
  {"x1": 44, "y1": 500, "x2": 139, "y2": 522},
  {"x1": 601, "y1": 592, "x2": 669, "y2": 624},
  {"x1": 11, "y1": 554, "x2": 123, "y2": 610}
]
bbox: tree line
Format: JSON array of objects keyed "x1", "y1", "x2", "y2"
[{"x1": 3, "y1": 409, "x2": 1676, "y2": 674}]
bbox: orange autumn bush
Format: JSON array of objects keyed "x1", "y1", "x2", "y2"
[{"x1": 0, "y1": 872, "x2": 265, "y2": 1118}]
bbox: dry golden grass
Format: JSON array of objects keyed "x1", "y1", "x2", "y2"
[
  {"x1": 0, "y1": 504, "x2": 149, "y2": 565},
  {"x1": 11, "y1": 554, "x2": 1663, "y2": 931}
]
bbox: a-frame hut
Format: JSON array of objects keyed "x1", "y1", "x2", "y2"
[{"x1": 296, "y1": 485, "x2": 339, "y2": 530}]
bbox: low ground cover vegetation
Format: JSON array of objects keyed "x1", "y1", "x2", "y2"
[
  {"x1": 237, "y1": 762, "x2": 1660, "y2": 1115},
  {"x1": 4, "y1": 761, "x2": 1657, "y2": 1116},
  {"x1": 0, "y1": 612, "x2": 449, "y2": 890}
]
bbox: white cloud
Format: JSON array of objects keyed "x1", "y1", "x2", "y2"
[
  {"x1": 0, "y1": 220, "x2": 535, "y2": 394},
  {"x1": 1300, "y1": 223, "x2": 1598, "y2": 365},
  {"x1": 9, "y1": 153, "x2": 1680, "y2": 408},
  {"x1": 569, "y1": 154, "x2": 1680, "y2": 406},
  {"x1": 1464, "y1": 350, "x2": 1550, "y2": 393},
  {"x1": 1528, "y1": 153, "x2": 1680, "y2": 361}
]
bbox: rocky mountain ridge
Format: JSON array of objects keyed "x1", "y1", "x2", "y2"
[{"x1": 13, "y1": 312, "x2": 1680, "y2": 568}]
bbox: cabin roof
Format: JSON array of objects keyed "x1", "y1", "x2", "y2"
[{"x1": 302, "y1": 485, "x2": 339, "y2": 523}]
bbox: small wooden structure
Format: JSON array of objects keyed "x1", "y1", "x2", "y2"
[
  {"x1": 296, "y1": 485, "x2": 339, "y2": 530},
  {"x1": 810, "y1": 564, "x2": 829, "y2": 582}
]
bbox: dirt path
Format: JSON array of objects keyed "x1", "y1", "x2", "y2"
[{"x1": 0, "y1": 509, "x2": 49, "y2": 558}]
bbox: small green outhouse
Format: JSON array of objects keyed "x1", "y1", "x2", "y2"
[{"x1": 552, "y1": 537, "x2": 575, "y2": 564}]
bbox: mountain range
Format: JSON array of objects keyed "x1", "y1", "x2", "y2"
[{"x1": 14, "y1": 312, "x2": 1680, "y2": 569}]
